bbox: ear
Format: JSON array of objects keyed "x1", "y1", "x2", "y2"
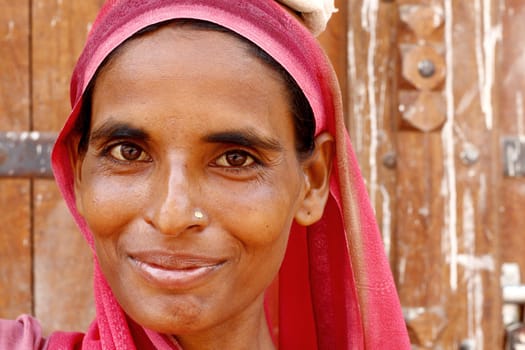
[
  {"x1": 68, "y1": 136, "x2": 86, "y2": 217},
  {"x1": 295, "y1": 132, "x2": 334, "y2": 226}
]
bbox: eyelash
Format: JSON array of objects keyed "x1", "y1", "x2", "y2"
[
  {"x1": 100, "y1": 141, "x2": 151, "y2": 164},
  {"x1": 99, "y1": 143, "x2": 263, "y2": 171},
  {"x1": 211, "y1": 149, "x2": 263, "y2": 172}
]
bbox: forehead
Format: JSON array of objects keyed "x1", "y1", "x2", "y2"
[
  {"x1": 88, "y1": 23, "x2": 296, "y2": 146},
  {"x1": 96, "y1": 23, "x2": 286, "y2": 105}
]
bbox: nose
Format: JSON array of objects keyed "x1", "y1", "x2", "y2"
[{"x1": 145, "y1": 161, "x2": 208, "y2": 236}]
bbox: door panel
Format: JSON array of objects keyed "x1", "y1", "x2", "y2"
[
  {"x1": 500, "y1": 1, "x2": 525, "y2": 279},
  {"x1": 30, "y1": 0, "x2": 103, "y2": 335},
  {"x1": 0, "y1": 1, "x2": 32, "y2": 319},
  {"x1": 346, "y1": 0, "x2": 503, "y2": 348}
]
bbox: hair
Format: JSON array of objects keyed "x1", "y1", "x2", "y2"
[{"x1": 74, "y1": 19, "x2": 315, "y2": 159}]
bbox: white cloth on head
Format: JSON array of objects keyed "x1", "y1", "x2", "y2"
[{"x1": 276, "y1": 0, "x2": 336, "y2": 36}]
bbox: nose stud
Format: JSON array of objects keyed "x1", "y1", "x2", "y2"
[{"x1": 194, "y1": 209, "x2": 205, "y2": 220}]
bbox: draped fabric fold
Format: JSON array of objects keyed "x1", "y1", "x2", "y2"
[{"x1": 47, "y1": 0, "x2": 411, "y2": 348}]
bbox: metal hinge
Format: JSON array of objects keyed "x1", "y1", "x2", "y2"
[{"x1": 0, "y1": 131, "x2": 56, "y2": 178}]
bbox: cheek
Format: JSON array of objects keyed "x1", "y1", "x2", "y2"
[
  {"x1": 210, "y1": 169, "x2": 304, "y2": 247},
  {"x1": 77, "y1": 171, "x2": 148, "y2": 237}
]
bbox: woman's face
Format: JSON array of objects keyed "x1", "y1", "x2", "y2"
[{"x1": 74, "y1": 25, "x2": 313, "y2": 337}]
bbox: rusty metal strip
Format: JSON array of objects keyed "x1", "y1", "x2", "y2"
[
  {"x1": 0, "y1": 131, "x2": 57, "y2": 178},
  {"x1": 503, "y1": 136, "x2": 525, "y2": 177}
]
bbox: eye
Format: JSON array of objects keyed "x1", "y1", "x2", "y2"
[
  {"x1": 109, "y1": 143, "x2": 150, "y2": 162},
  {"x1": 215, "y1": 150, "x2": 255, "y2": 167}
]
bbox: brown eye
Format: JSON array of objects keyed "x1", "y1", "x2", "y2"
[
  {"x1": 215, "y1": 150, "x2": 255, "y2": 167},
  {"x1": 109, "y1": 143, "x2": 149, "y2": 162}
]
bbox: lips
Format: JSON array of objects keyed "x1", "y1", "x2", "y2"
[{"x1": 128, "y1": 251, "x2": 225, "y2": 290}]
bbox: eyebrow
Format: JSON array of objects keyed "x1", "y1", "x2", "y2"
[
  {"x1": 203, "y1": 130, "x2": 283, "y2": 152},
  {"x1": 88, "y1": 122, "x2": 283, "y2": 151},
  {"x1": 89, "y1": 121, "x2": 149, "y2": 143}
]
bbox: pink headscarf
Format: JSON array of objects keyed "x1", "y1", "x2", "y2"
[{"x1": 48, "y1": 0, "x2": 410, "y2": 348}]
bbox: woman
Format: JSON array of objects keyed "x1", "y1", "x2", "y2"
[{"x1": 1, "y1": 0, "x2": 410, "y2": 349}]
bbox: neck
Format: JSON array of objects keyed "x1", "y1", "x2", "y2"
[{"x1": 174, "y1": 296, "x2": 276, "y2": 350}]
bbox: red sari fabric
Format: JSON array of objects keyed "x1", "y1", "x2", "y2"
[{"x1": 48, "y1": 0, "x2": 411, "y2": 348}]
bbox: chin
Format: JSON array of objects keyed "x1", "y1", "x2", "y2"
[{"x1": 118, "y1": 284, "x2": 220, "y2": 334}]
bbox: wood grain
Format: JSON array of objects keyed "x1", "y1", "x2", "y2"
[
  {"x1": 500, "y1": 0, "x2": 525, "y2": 285},
  {"x1": 346, "y1": 0, "x2": 503, "y2": 348},
  {"x1": 394, "y1": 0, "x2": 502, "y2": 348},
  {"x1": 0, "y1": 1, "x2": 32, "y2": 319},
  {"x1": 31, "y1": 0, "x2": 103, "y2": 335},
  {"x1": 345, "y1": 0, "x2": 400, "y2": 264}
]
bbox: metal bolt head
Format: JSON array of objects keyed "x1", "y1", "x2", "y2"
[
  {"x1": 402, "y1": 45, "x2": 445, "y2": 90},
  {"x1": 418, "y1": 59, "x2": 436, "y2": 78},
  {"x1": 459, "y1": 339, "x2": 476, "y2": 350},
  {"x1": 382, "y1": 151, "x2": 397, "y2": 169}
]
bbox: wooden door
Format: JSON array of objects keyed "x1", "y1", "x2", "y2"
[
  {"x1": 0, "y1": 0, "x2": 103, "y2": 335},
  {"x1": 341, "y1": 0, "x2": 522, "y2": 348},
  {"x1": 1, "y1": 0, "x2": 525, "y2": 349}
]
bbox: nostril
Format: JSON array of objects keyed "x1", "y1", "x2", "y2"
[
  {"x1": 190, "y1": 208, "x2": 209, "y2": 229},
  {"x1": 145, "y1": 206, "x2": 209, "y2": 236}
]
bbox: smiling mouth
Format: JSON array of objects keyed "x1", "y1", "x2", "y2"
[{"x1": 128, "y1": 253, "x2": 225, "y2": 290}]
